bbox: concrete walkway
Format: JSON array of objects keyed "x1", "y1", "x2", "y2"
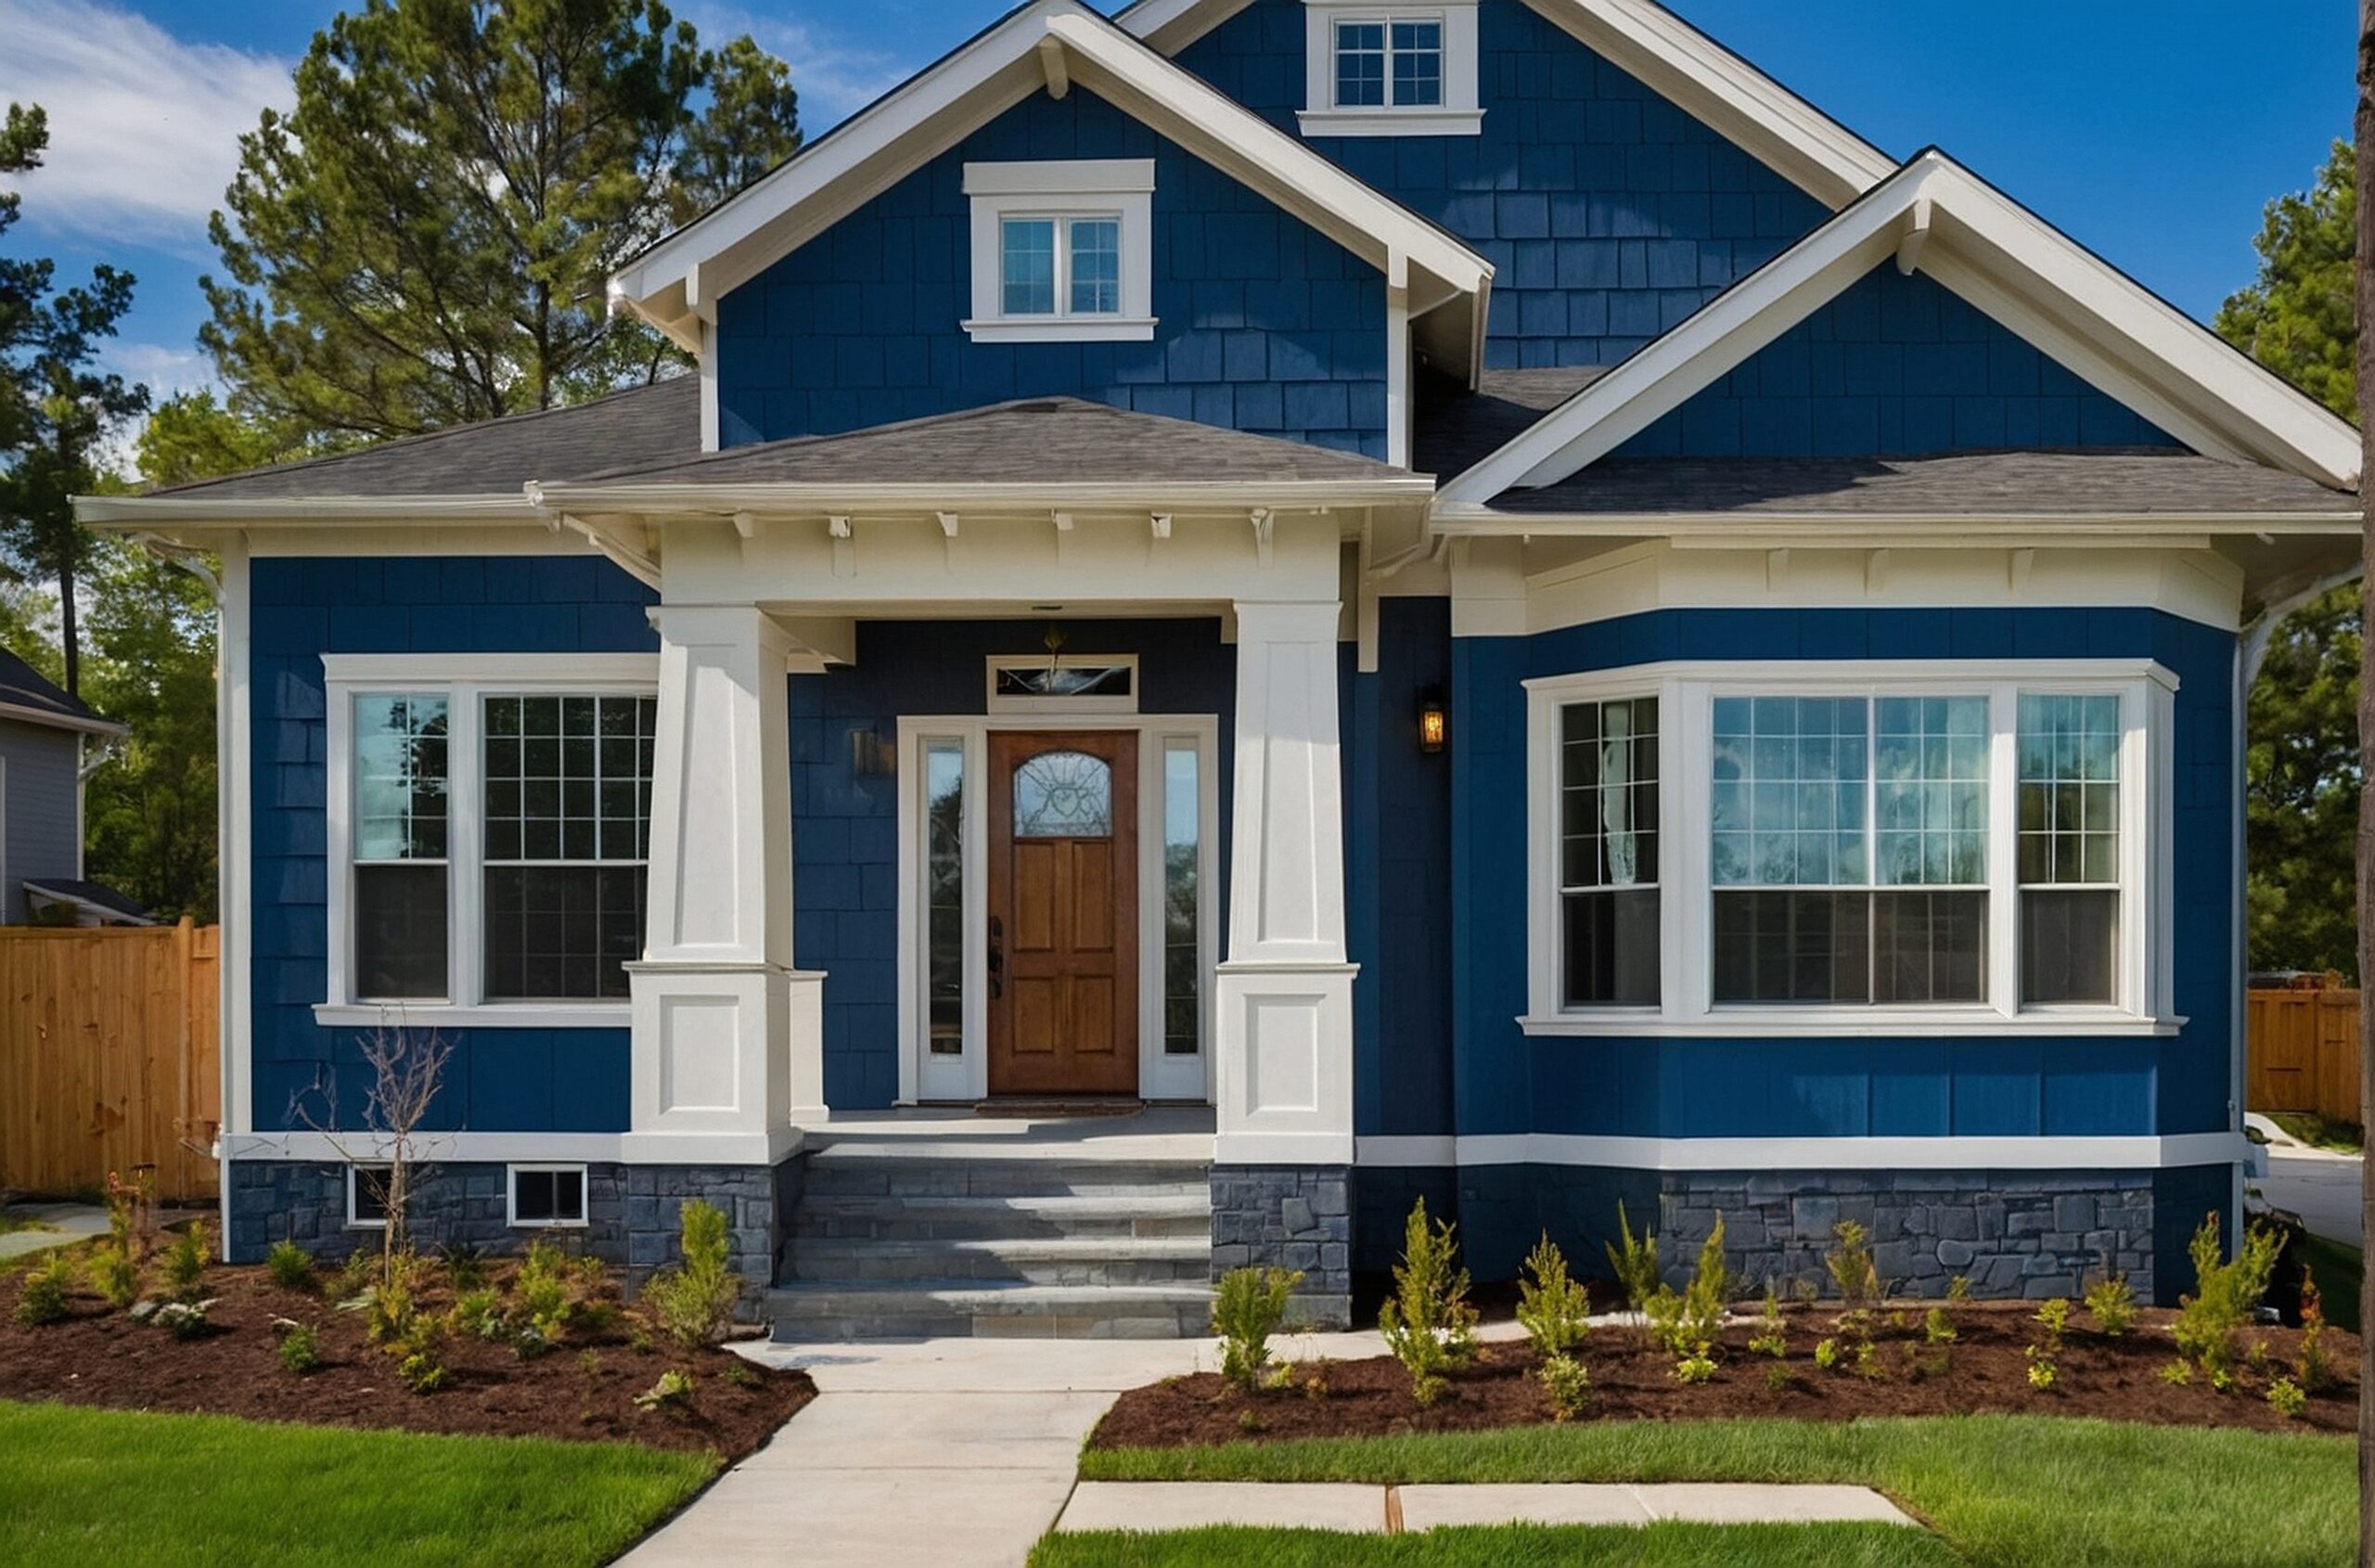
[
  {"x1": 2249, "y1": 1112, "x2": 2363, "y2": 1246},
  {"x1": 0, "y1": 1203, "x2": 107, "y2": 1262},
  {"x1": 619, "y1": 1327, "x2": 1916, "y2": 1567}
]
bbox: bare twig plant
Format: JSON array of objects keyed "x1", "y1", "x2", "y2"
[{"x1": 290, "y1": 1014, "x2": 454, "y2": 1288}]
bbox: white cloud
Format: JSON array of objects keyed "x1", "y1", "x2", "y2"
[
  {"x1": 0, "y1": 0, "x2": 291, "y2": 253},
  {"x1": 680, "y1": 2, "x2": 913, "y2": 132}
]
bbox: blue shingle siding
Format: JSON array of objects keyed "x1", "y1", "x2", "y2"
[
  {"x1": 715, "y1": 87, "x2": 1389, "y2": 457},
  {"x1": 790, "y1": 618, "x2": 1236, "y2": 1109},
  {"x1": 247, "y1": 555, "x2": 658, "y2": 1134},
  {"x1": 1446, "y1": 607, "x2": 2234, "y2": 1143},
  {"x1": 1174, "y1": 0, "x2": 1830, "y2": 370},
  {"x1": 1615, "y1": 263, "x2": 2176, "y2": 457}
]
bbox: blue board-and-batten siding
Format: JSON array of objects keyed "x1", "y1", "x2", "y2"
[
  {"x1": 247, "y1": 556, "x2": 657, "y2": 1135},
  {"x1": 790, "y1": 618, "x2": 1238, "y2": 1109},
  {"x1": 1431, "y1": 607, "x2": 2235, "y2": 1147},
  {"x1": 1614, "y1": 263, "x2": 2175, "y2": 458},
  {"x1": 1175, "y1": 0, "x2": 1830, "y2": 370},
  {"x1": 715, "y1": 86, "x2": 1389, "y2": 457}
]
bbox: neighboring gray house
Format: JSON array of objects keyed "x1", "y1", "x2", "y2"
[{"x1": 0, "y1": 649, "x2": 142, "y2": 926}]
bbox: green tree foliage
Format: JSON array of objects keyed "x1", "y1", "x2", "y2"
[
  {"x1": 0, "y1": 102, "x2": 148, "y2": 696},
  {"x1": 137, "y1": 391, "x2": 297, "y2": 488},
  {"x1": 201, "y1": 0, "x2": 802, "y2": 444},
  {"x1": 2215, "y1": 138, "x2": 2363, "y2": 975}
]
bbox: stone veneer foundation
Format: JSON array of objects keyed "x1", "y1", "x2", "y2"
[
  {"x1": 1210, "y1": 1163, "x2": 1353, "y2": 1328},
  {"x1": 224, "y1": 1157, "x2": 802, "y2": 1297}
]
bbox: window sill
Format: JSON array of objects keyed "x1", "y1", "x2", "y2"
[
  {"x1": 315, "y1": 1003, "x2": 631, "y2": 1031},
  {"x1": 1517, "y1": 1010, "x2": 2187, "y2": 1040},
  {"x1": 507, "y1": 1217, "x2": 589, "y2": 1229},
  {"x1": 1298, "y1": 108, "x2": 1483, "y2": 137},
  {"x1": 960, "y1": 316, "x2": 1158, "y2": 343}
]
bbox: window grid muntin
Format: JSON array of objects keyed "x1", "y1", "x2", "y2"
[
  {"x1": 1557, "y1": 695, "x2": 1660, "y2": 1008},
  {"x1": 1333, "y1": 14, "x2": 1444, "y2": 109},
  {"x1": 997, "y1": 211, "x2": 1125, "y2": 322},
  {"x1": 924, "y1": 740, "x2": 966, "y2": 1056},
  {"x1": 1162, "y1": 739, "x2": 1202, "y2": 1054},
  {"x1": 352, "y1": 694, "x2": 451, "y2": 1001},
  {"x1": 2017, "y1": 693, "x2": 2124, "y2": 1006}
]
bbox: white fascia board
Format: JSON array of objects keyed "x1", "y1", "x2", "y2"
[
  {"x1": 0, "y1": 700, "x2": 127, "y2": 738},
  {"x1": 1440, "y1": 151, "x2": 2367, "y2": 506},
  {"x1": 1429, "y1": 504, "x2": 2361, "y2": 539},
  {"x1": 525, "y1": 476, "x2": 1435, "y2": 517},
  {"x1": 76, "y1": 494, "x2": 552, "y2": 530},
  {"x1": 1438, "y1": 159, "x2": 1931, "y2": 506},
  {"x1": 1119, "y1": 0, "x2": 1894, "y2": 209}
]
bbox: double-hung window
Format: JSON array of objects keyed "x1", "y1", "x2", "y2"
[
  {"x1": 1300, "y1": 2, "x2": 1482, "y2": 135},
  {"x1": 1526, "y1": 662, "x2": 2172, "y2": 1035},
  {"x1": 324, "y1": 656, "x2": 659, "y2": 1025},
  {"x1": 963, "y1": 161, "x2": 1154, "y2": 343}
]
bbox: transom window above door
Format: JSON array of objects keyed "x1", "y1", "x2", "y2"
[
  {"x1": 1299, "y1": 1, "x2": 1483, "y2": 136},
  {"x1": 1524, "y1": 662, "x2": 2176, "y2": 1037},
  {"x1": 963, "y1": 161, "x2": 1155, "y2": 343}
]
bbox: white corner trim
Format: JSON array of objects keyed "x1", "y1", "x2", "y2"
[
  {"x1": 1298, "y1": 0, "x2": 1481, "y2": 137},
  {"x1": 1440, "y1": 152, "x2": 2361, "y2": 507},
  {"x1": 1354, "y1": 1131, "x2": 2251, "y2": 1171}
]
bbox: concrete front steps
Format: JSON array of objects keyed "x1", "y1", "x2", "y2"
[{"x1": 768, "y1": 1143, "x2": 1215, "y2": 1340}]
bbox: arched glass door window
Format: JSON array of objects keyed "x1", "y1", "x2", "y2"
[{"x1": 1013, "y1": 751, "x2": 1113, "y2": 838}]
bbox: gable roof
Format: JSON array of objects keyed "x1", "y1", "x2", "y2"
[
  {"x1": 1118, "y1": 0, "x2": 1896, "y2": 207},
  {"x1": 608, "y1": 0, "x2": 1492, "y2": 378},
  {"x1": 529, "y1": 396, "x2": 1433, "y2": 513},
  {"x1": 1437, "y1": 150, "x2": 2364, "y2": 512},
  {"x1": 0, "y1": 648, "x2": 122, "y2": 737}
]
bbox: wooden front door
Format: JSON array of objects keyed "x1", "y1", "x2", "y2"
[{"x1": 987, "y1": 732, "x2": 1138, "y2": 1097}]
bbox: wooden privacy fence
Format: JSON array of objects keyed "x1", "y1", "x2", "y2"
[
  {"x1": 0, "y1": 919, "x2": 219, "y2": 1202},
  {"x1": 2246, "y1": 982, "x2": 2361, "y2": 1124}
]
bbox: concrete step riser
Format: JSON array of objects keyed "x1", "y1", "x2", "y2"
[
  {"x1": 764, "y1": 1301, "x2": 1213, "y2": 1342},
  {"x1": 800, "y1": 1163, "x2": 1211, "y2": 1200},
  {"x1": 788, "y1": 1253, "x2": 1212, "y2": 1287}
]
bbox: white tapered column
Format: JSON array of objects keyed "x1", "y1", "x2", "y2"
[
  {"x1": 1214, "y1": 599, "x2": 1356, "y2": 1165},
  {"x1": 624, "y1": 605, "x2": 815, "y2": 1162}
]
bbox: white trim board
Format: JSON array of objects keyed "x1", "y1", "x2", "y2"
[
  {"x1": 1298, "y1": 2, "x2": 1484, "y2": 139},
  {"x1": 1354, "y1": 1132, "x2": 2251, "y2": 1171},
  {"x1": 224, "y1": 1129, "x2": 808, "y2": 1166},
  {"x1": 1438, "y1": 151, "x2": 2363, "y2": 508}
]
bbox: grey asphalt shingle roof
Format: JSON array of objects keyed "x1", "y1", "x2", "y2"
[
  {"x1": 0, "y1": 648, "x2": 104, "y2": 728},
  {"x1": 1485, "y1": 448, "x2": 2360, "y2": 518},
  {"x1": 22, "y1": 879, "x2": 156, "y2": 924},
  {"x1": 151, "y1": 377, "x2": 701, "y2": 500},
  {"x1": 563, "y1": 396, "x2": 1420, "y2": 487},
  {"x1": 1415, "y1": 365, "x2": 1612, "y2": 483}
]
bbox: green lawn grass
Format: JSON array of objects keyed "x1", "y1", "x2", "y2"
[
  {"x1": 1034, "y1": 1521, "x2": 1954, "y2": 1567},
  {"x1": 2267, "y1": 1112, "x2": 2364, "y2": 1154},
  {"x1": 0, "y1": 1400, "x2": 717, "y2": 1568},
  {"x1": 2299, "y1": 1231, "x2": 2362, "y2": 1334},
  {"x1": 1073, "y1": 1416, "x2": 2355, "y2": 1568}
]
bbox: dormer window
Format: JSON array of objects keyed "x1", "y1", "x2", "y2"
[
  {"x1": 1301, "y1": 1, "x2": 1481, "y2": 137},
  {"x1": 964, "y1": 161, "x2": 1155, "y2": 343}
]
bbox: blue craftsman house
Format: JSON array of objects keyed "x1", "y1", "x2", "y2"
[{"x1": 84, "y1": 0, "x2": 2359, "y2": 1333}]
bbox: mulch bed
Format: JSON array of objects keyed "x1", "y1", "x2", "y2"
[
  {"x1": 0, "y1": 1251, "x2": 814, "y2": 1460},
  {"x1": 1091, "y1": 1304, "x2": 2358, "y2": 1449}
]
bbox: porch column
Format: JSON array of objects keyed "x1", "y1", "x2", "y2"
[
  {"x1": 1215, "y1": 599, "x2": 1356, "y2": 1165},
  {"x1": 624, "y1": 605, "x2": 817, "y2": 1163}
]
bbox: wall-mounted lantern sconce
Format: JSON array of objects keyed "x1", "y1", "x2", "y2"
[{"x1": 1418, "y1": 686, "x2": 1447, "y2": 754}]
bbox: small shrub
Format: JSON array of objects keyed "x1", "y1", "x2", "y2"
[
  {"x1": 513, "y1": 1324, "x2": 555, "y2": 1360},
  {"x1": 629, "y1": 1324, "x2": 655, "y2": 1356},
  {"x1": 2160, "y1": 1359, "x2": 2192, "y2": 1385},
  {"x1": 1825, "y1": 1220, "x2": 1878, "y2": 1307},
  {"x1": 1814, "y1": 1337, "x2": 1840, "y2": 1370},
  {"x1": 399, "y1": 1352, "x2": 446, "y2": 1393},
  {"x1": 440, "y1": 1241, "x2": 487, "y2": 1293},
  {"x1": 1675, "y1": 1215, "x2": 1733, "y2": 1356},
  {"x1": 102, "y1": 1168, "x2": 155, "y2": 1273},
  {"x1": 2035, "y1": 1297, "x2": 2071, "y2": 1337},
  {"x1": 157, "y1": 1221, "x2": 210, "y2": 1303},
  {"x1": 2085, "y1": 1271, "x2": 2138, "y2": 1337},
  {"x1": 1515, "y1": 1235, "x2": 1591, "y2": 1358},
  {"x1": 2297, "y1": 1276, "x2": 2335, "y2": 1393},
  {"x1": 1375, "y1": 1196, "x2": 1478, "y2": 1407},
  {"x1": 1854, "y1": 1337, "x2": 1882, "y2": 1380},
  {"x1": 2266, "y1": 1376, "x2": 2308, "y2": 1419},
  {"x1": 1537, "y1": 1353, "x2": 1591, "y2": 1420},
  {"x1": 1946, "y1": 1274, "x2": 1973, "y2": 1304},
  {"x1": 1765, "y1": 1362, "x2": 1792, "y2": 1394},
  {"x1": 332, "y1": 1249, "x2": 376, "y2": 1303},
  {"x1": 2026, "y1": 1356, "x2": 2058, "y2": 1391},
  {"x1": 392, "y1": 1313, "x2": 445, "y2": 1393},
  {"x1": 1674, "y1": 1347, "x2": 1716, "y2": 1385},
  {"x1": 2025, "y1": 1297, "x2": 2069, "y2": 1393},
  {"x1": 452, "y1": 1288, "x2": 505, "y2": 1337},
  {"x1": 365, "y1": 1268, "x2": 417, "y2": 1345},
  {"x1": 1236, "y1": 1408, "x2": 1262, "y2": 1434},
  {"x1": 264, "y1": 1240, "x2": 315, "y2": 1294},
  {"x1": 1212, "y1": 1266, "x2": 1303, "y2": 1391},
  {"x1": 276, "y1": 1319, "x2": 320, "y2": 1373},
  {"x1": 15, "y1": 1253, "x2": 77, "y2": 1325},
  {"x1": 1923, "y1": 1305, "x2": 1958, "y2": 1345},
  {"x1": 2170, "y1": 1212, "x2": 2281, "y2": 1386},
  {"x1": 723, "y1": 1359, "x2": 760, "y2": 1389},
  {"x1": 152, "y1": 1298, "x2": 215, "y2": 1339},
  {"x1": 1747, "y1": 1289, "x2": 1788, "y2": 1359},
  {"x1": 1605, "y1": 1202, "x2": 1661, "y2": 1314},
  {"x1": 516, "y1": 1238, "x2": 578, "y2": 1340},
  {"x1": 642, "y1": 1200, "x2": 745, "y2": 1350},
  {"x1": 635, "y1": 1369, "x2": 695, "y2": 1410},
  {"x1": 89, "y1": 1242, "x2": 137, "y2": 1309}
]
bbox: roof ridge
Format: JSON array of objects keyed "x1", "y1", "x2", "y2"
[{"x1": 153, "y1": 376, "x2": 695, "y2": 496}]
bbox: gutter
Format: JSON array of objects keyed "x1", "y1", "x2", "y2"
[
  {"x1": 75, "y1": 494, "x2": 551, "y2": 529},
  {"x1": 523, "y1": 476, "x2": 1438, "y2": 517},
  {"x1": 1428, "y1": 504, "x2": 2364, "y2": 537}
]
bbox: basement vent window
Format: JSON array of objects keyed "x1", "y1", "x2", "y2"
[
  {"x1": 347, "y1": 1164, "x2": 392, "y2": 1229},
  {"x1": 508, "y1": 1164, "x2": 588, "y2": 1227}
]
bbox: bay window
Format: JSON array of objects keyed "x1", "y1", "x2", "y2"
[
  {"x1": 1526, "y1": 662, "x2": 2172, "y2": 1035},
  {"x1": 323, "y1": 656, "x2": 660, "y2": 1025}
]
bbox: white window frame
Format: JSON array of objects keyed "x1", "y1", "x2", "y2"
[
  {"x1": 1521, "y1": 659, "x2": 2179, "y2": 1039},
  {"x1": 962, "y1": 161, "x2": 1156, "y2": 343},
  {"x1": 894, "y1": 714, "x2": 1221, "y2": 1105},
  {"x1": 506, "y1": 1162, "x2": 590, "y2": 1228},
  {"x1": 983, "y1": 653, "x2": 1141, "y2": 714},
  {"x1": 319, "y1": 653, "x2": 660, "y2": 1030},
  {"x1": 1300, "y1": 0, "x2": 1482, "y2": 137},
  {"x1": 345, "y1": 1163, "x2": 391, "y2": 1229}
]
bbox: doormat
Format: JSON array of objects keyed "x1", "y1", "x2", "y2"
[{"x1": 973, "y1": 1099, "x2": 1147, "y2": 1119}]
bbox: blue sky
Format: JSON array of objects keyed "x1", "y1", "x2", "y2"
[{"x1": 0, "y1": 0, "x2": 2353, "y2": 407}]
